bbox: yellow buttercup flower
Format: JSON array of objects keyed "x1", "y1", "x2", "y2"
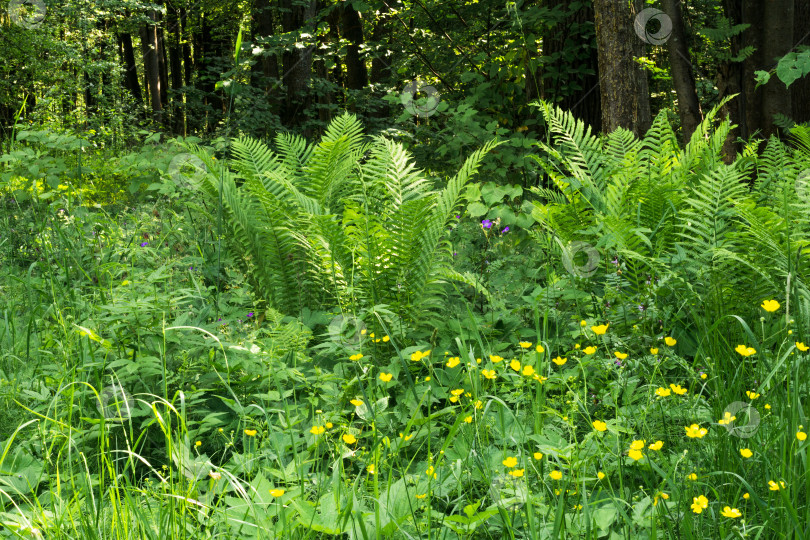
[
  {"x1": 533, "y1": 374, "x2": 548, "y2": 383},
  {"x1": 519, "y1": 341, "x2": 532, "y2": 349},
  {"x1": 446, "y1": 356, "x2": 460, "y2": 368},
  {"x1": 325, "y1": 423, "x2": 333, "y2": 429},
  {"x1": 382, "y1": 335, "x2": 390, "y2": 342},
  {"x1": 743, "y1": 492, "x2": 750, "y2": 499},
  {"x1": 648, "y1": 440, "x2": 663, "y2": 451},
  {"x1": 768, "y1": 480, "x2": 785, "y2": 491},
  {"x1": 580, "y1": 320, "x2": 587, "y2": 327},
  {"x1": 536, "y1": 344, "x2": 545, "y2": 353},
  {"x1": 510, "y1": 359, "x2": 521, "y2": 371},
  {"x1": 450, "y1": 388, "x2": 465, "y2": 396},
  {"x1": 700, "y1": 373, "x2": 707, "y2": 379},
  {"x1": 591, "y1": 324, "x2": 609, "y2": 335},
  {"x1": 687, "y1": 473, "x2": 697, "y2": 481},
  {"x1": 502, "y1": 456, "x2": 518, "y2": 468},
  {"x1": 410, "y1": 350, "x2": 427, "y2": 362},
  {"x1": 720, "y1": 506, "x2": 742, "y2": 519},
  {"x1": 761, "y1": 299, "x2": 780, "y2": 312},
  {"x1": 584, "y1": 346, "x2": 597, "y2": 355},
  {"x1": 718, "y1": 411, "x2": 736, "y2": 425},
  {"x1": 655, "y1": 387, "x2": 671, "y2": 397},
  {"x1": 797, "y1": 431, "x2": 807, "y2": 441},
  {"x1": 367, "y1": 464, "x2": 376, "y2": 475},
  {"x1": 522, "y1": 365, "x2": 535, "y2": 376},
  {"x1": 552, "y1": 356, "x2": 567, "y2": 366},
  {"x1": 765, "y1": 403, "x2": 771, "y2": 409},
  {"x1": 628, "y1": 449, "x2": 643, "y2": 461},
  {"x1": 482, "y1": 369, "x2": 497, "y2": 380},
  {"x1": 415, "y1": 493, "x2": 427, "y2": 499},
  {"x1": 746, "y1": 390, "x2": 760, "y2": 400},
  {"x1": 349, "y1": 353, "x2": 363, "y2": 361},
  {"x1": 342, "y1": 433, "x2": 357, "y2": 444},
  {"x1": 269, "y1": 488, "x2": 285, "y2": 497},
  {"x1": 379, "y1": 372, "x2": 393, "y2": 382},
  {"x1": 350, "y1": 399, "x2": 363, "y2": 407},
  {"x1": 691, "y1": 495, "x2": 708, "y2": 514},
  {"x1": 796, "y1": 342, "x2": 809, "y2": 352},
  {"x1": 630, "y1": 439, "x2": 646, "y2": 450},
  {"x1": 464, "y1": 415, "x2": 473, "y2": 423},
  {"x1": 664, "y1": 336, "x2": 677, "y2": 346},
  {"x1": 685, "y1": 424, "x2": 708, "y2": 438},
  {"x1": 735, "y1": 344, "x2": 756, "y2": 357},
  {"x1": 597, "y1": 471, "x2": 605, "y2": 480},
  {"x1": 310, "y1": 426, "x2": 325, "y2": 435},
  {"x1": 490, "y1": 355, "x2": 504, "y2": 363},
  {"x1": 574, "y1": 343, "x2": 580, "y2": 349},
  {"x1": 550, "y1": 470, "x2": 563, "y2": 480},
  {"x1": 533, "y1": 452, "x2": 543, "y2": 460},
  {"x1": 509, "y1": 468, "x2": 525, "y2": 478},
  {"x1": 244, "y1": 429, "x2": 257, "y2": 437},
  {"x1": 740, "y1": 448, "x2": 752, "y2": 458},
  {"x1": 614, "y1": 351, "x2": 628, "y2": 360},
  {"x1": 592, "y1": 420, "x2": 607, "y2": 432},
  {"x1": 650, "y1": 347, "x2": 658, "y2": 355},
  {"x1": 670, "y1": 383, "x2": 687, "y2": 395}
]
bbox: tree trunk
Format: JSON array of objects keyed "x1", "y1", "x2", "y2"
[
  {"x1": 181, "y1": 7, "x2": 193, "y2": 86},
  {"x1": 662, "y1": 0, "x2": 701, "y2": 143},
  {"x1": 593, "y1": 0, "x2": 650, "y2": 136},
  {"x1": 759, "y1": 0, "x2": 793, "y2": 138},
  {"x1": 251, "y1": 0, "x2": 280, "y2": 110},
  {"x1": 791, "y1": 0, "x2": 810, "y2": 125},
  {"x1": 167, "y1": 4, "x2": 184, "y2": 133},
  {"x1": 119, "y1": 33, "x2": 142, "y2": 105},
  {"x1": 342, "y1": 2, "x2": 367, "y2": 90},
  {"x1": 280, "y1": 0, "x2": 316, "y2": 126},
  {"x1": 139, "y1": 9, "x2": 163, "y2": 121}
]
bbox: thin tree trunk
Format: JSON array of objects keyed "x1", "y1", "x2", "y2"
[
  {"x1": 342, "y1": 2, "x2": 367, "y2": 90},
  {"x1": 593, "y1": 0, "x2": 650, "y2": 136},
  {"x1": 662, "y1": 0, "x2": 701, "y2": 143},
  {"x1": 759, "y1": 0, "x2": 793, "y2": 138},
  {"x1": 251, "y1": 0, "x2": 280, "y2": 111},
  {"x1": 140, "y1": 9, "x2": 163, "y2": 121},
  {"x1": 792, "y1": 0, "x2": 810, "y2": 124},
  {"x1": 167, "y1": 4, "x2": 184, "y2": 133},
  {"x1": 280, "y1": 0, "x2": 316, "y2": 127}
]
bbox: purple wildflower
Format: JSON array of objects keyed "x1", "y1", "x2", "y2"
[
  {"x1": 455, "y1": 215, "x2": 461, "y2": 219},
  {"x1": 502, "y1": 226, "x2": 510, "y2": 233},
  {"x1": 247, "y1": 312, "x2": 254, "y2": 318},
  {"x1": 140, "y1": 242, "x2": 148, "y2": 247},
  {"x1": 482, "y1": 219, "x2": 493, "y2": 229}
]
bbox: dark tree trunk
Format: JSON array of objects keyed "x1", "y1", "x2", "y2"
[
  {"x1": 662, "y1": 0, "x2": 701, "y2": 143},
  {"x1": 342, "y1": 2, "x2": 367, "y2": 90},
  {"x1": 140, "y1": 9, "x2": 163, "y2": 121},
  {"x1": 181, "y1": 7, "x2": 193, "y2": 86},
  {"x1": 792, "y1": 0, "x2": 810, "y2": 124},
  {"x1": 157, "y1": 17, "x2": 170, "y2": 110},
  {"x1": 167, "y1": 4, "x2": 184, "y2": 133},
  {"x1": 280, "y1": 0, "x2": 316, "y2": 126},
  {"x1": 251, "y1": 0, "x2": 280, "y2": 111},
  {"x1": 593, "y1": 0, "x2": 650, "y2": 136},
  {"x1": 370, "y1": 2, "x2": 392, "y2": 85},
  {"x1": 314, "y1": 1, "x2": 336, "y2": 125},
  {"x1": 759, "y1": 0, "x2": 793, "y2": 137},
  {"x1": 532, "y1": 0, "x2": 601, "y2": 131}
]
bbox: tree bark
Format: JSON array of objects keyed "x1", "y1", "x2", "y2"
[
  {"x1": 251, "y1": 0, "x2": 280, "y2": 112},
  {"x1": 759, "y1": 0, "x2": 793, "y2": 137},
  {"x1": 139, "y1": 9, "x2": 163, "y2": 121},
  {"x1": 593, "y1": 0, "x2": 650, "y2": 136},
  {"x1": 119, "y1": 33, "x2": 142, "y2": 105},
  {"x1": 792, "y1": 0, "x2": 810, "y2": 125},
  {"x1": 341, "y1": 2, "x2": 367, "y2": 90},
  {"x1": 280, "y1": 0, "x2": 317, "y2": 126},
  {"x1": 662, "y1": 0, "x2": 701, "y2": 143}
]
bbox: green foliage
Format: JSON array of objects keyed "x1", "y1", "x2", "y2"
[{"x1": 188, "y1": 113, "x2": 499, "y2": 322}]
